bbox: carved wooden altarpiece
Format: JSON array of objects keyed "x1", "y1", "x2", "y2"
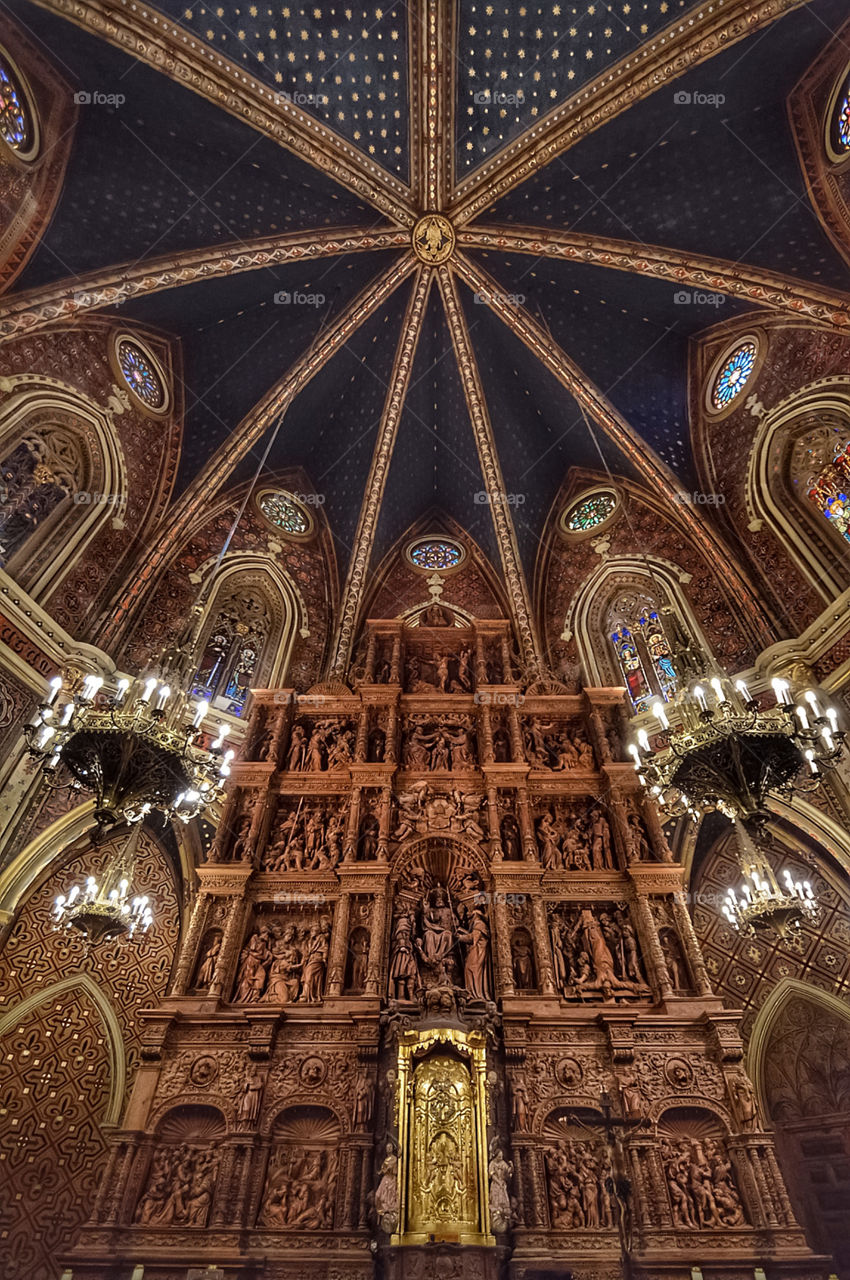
[{"x1": 62, "y1": 617, "x2": 831, "y2": 1280}]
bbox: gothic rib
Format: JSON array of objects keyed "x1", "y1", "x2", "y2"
[
  {"x1": 410, "y1": 0, "x2": 456, "y2": 211},
  {"x1": 329, "y1": 267, "x2": 432, "y2": 678},
  {"x1": 0, "y1": 229, "x2": 411, "y2": 342},
  {"x1": 459, "y1": 227, "x2": 850, "y2": 331},
  {"x1": 453, "y1": 251, "x2": 775, "y2": 648},
  {"x1": 437, "y1": 264, "x2": 544, "y2": 675},
  {"x1": 448, "y1": 0, "x2": 809, "y2": 226},
  {"x1": 102, "y1": 253, "x2": 418, "y2": 649},
  {"x1": 30, "y1": 0, "x2": 415, "y2": 226}
]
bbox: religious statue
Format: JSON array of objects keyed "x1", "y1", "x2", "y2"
[
  {"x1": 374, "y1": 1148, "x2": 399, "y2": 1233},
  {"x1": 456, "y1": 902, "x2": 491, "y2": 1001},
  {"x1": 238, "y1": 1066, "x2": 264, "y2": 1127},
  {"x1": 488, "y1": 1141, "x2": 513, "y2": 1232},
  {"x1": 194, "y1": 932, "x2": 221, "y2": 989},
  {"x1": 416, "y1": 887, "x2": 457, "y2": 980},
  {"x1": 389, "y1": 909, "x2": 419, "y2": 1000},
  {"x1": 511, "y1": 930, "x2": 535, "y2": 990},
  {"x1": 730, "y1": 1075, "x2": 760, "y2": 1132},
  {"x1": 354, "y1": 1075, "x2": 373, "y2": 1129},
  {"x1": 511, "y1": 1075, "x2": 530, "y2": 1131}
]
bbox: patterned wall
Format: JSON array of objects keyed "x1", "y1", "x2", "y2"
[
  {"x1": 0, "y1": 826, "x2": 181, "y2": 1278},
  {"x1": 692, "y1": 831, "x2": 850, "y2": 1041}
]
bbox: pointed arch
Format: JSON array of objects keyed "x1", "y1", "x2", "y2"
[
  {"x1": 748, "y1": 978, "x2": 850, "y2": 1121},
  {"x1": 745, "y1": 375, "x2": 850, "y2": 601},
  {"x1": 565, "y1": 555, "x2": 712, "y2": 695},
  {"x1": 0, "y1": 378, "x2": 127, "y2": 601}
]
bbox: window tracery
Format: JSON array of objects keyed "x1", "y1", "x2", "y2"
[
  {"x1": 407, "y1": 538, "x2": 464, "y2": 571},
  {"x1": 792, "y1": 424, "x2": 850, "y2": 544},
  {"x1": 710, "y1": 340, "x2": 758, "y2": 412},
  {"x1": 608, "y1": 591, "x2": 680, "y2": 713},
  {"x1": 0, "y1": 427, "x2": 83, "y2": 567},
  {"x1": 115, "y1": 337, "x2": 167, "y2": 412},
  {"x1": 191, "y1": 589, "x2": 272, "y2": 717},
  {"x1": 257, "y1": 490, "x2": 311, "y2": 537},
  {"x1": 0, "y1": 52, "x2": 34, "y2": 156},
  {"x1": 562, "y1": 490, "x2": 618, "y2": 534}
]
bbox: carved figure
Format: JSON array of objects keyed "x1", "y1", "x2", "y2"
[
  {"x1": 374, "y1": 1149, "x2": 399, "y2": 1233},
  {"x1": 389, "y1": 909, "x2": 419, "y2": 1000},
  {"x1": 456, "y1": 903, "x2": 491, "y2": 1001},
  {"x1": 238, "y1": 1067, "x2": 264, "y2": 1126},
  {"x1": 488, "y1": 1142, "x2": 513, "y2": 1232},
  {"x1": 301, "y1": 920, "x2": 330, "y2": 1003},
  {"x1": 195, "y1": 932, "x2": 221, "y2": 989},
  {"x1": 286, "y1": 724, "x2": 306, "y2": 772},
  {"x1": 511, "y1": 930, "x2": 535, "y2": 990}
]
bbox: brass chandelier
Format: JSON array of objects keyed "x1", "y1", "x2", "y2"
[
  {"x1": 26, "y1": 647, "x2": 233, "y2": 831},
  {"x1": 629, "y1": 657, "x2": 843, "y2": 934}
]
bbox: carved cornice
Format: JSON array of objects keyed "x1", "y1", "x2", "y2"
[
  {"x1": 449, "y1": 0, "x2": 809, "y2": 224},
  {"x1": 0, "y1": 228, "x2": 411, "y2": 341},
  {"x1": 410, "y1": 0, "x2": 455, "y2": 211},
  {"x1": 437, "y1": 265, "x2": 544, "y2": 674},
  {"x1": 103, "y1": 254, "x2": 418, "y2": 645},
  {"x1": 30, "y1": 0, "x2": 415, "y2": 225},
  {"x1": 329, "y1": 267, "x2": 432, "y2": 677},
  {"x1": 453, "y1": 251, "x2": 774, "y2": 644},
  {"x1": 460, "y1": 226, "x2": 850, "y2": 331}
]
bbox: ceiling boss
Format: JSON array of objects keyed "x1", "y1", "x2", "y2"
[{"x1": 412, "y1": 213, "x2": 455, "y2": 264}]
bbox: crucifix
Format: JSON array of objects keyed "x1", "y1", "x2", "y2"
[{"x1": 565, "y1": 1087, "x2": 649, "y2": 1280}]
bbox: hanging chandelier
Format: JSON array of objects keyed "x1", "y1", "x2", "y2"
[
  {"x1": 52, "y1": 824, "x2": 154, "y2": 944},
  {"x1": 26, "y1": 628, "x2": 234, "y2": 830},
  {"x1": 721, "y1": 821, "x2": 817, "y2": 936},
  {"x1": 628, "y1": 667, "x2": 845, "y2": 825}
]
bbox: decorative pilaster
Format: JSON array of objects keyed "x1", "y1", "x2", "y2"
[
  {"x1": 530, "y1": 895, "x2": 555, "y2": 995},
  {"x1": 171, "y1": 890, "x2": 210, "y2": 995},
  {"x1": 671, "y1": 890, "x2": 713, "y2": 996}
]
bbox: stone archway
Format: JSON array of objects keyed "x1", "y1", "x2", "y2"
[{"x1": 749, "y1": 980, "x2": 850, "y2": 1273}]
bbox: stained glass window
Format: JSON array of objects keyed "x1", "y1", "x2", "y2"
[
  {"x1": 117, "y1": 339, "x2": 166, "y2": 410},
  {"x1": 258, "y1": 491, "x2": 309, "y2": 536},
  {"x1": 191, "y1": 594, "x2": 269, "y2": 716},
  {"x1": 0, "y1": 58, "x2": 31, "y2": 154},
  {"x1": 838, "y1": 89, "x2": 850, "y2": 152},
  {"x1": 564, "y1": 491, "x2": 617, "y2": 533},
  {"x1": 710, "y1": 341, "x2": 757, "y2": 411},
  {"x1": 807, "y1": 439, "x2": 850, "y2": 544},
  {"x1": 408, "y1": 539, "x2": 463, "y2": 570},
  {"x1": 609, "y1": 594, "x2": 681, "y2": 713}
]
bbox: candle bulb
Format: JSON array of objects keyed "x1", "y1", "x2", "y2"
[
  {"x1": 651, "y1": 700, "x2": 669, "y2": 729},
  {"x1": 804, "y1": 689, "x2": 821, "y2": 719},
  {"x1": 693, "y1": 685, "x2": 708, "y2": 712},
  {"x1": 155, "y1": 684, "x2": 170, "y2": 711},
  {"x1": 212, "y1": 726, "x2": 229, "y2": 750},
  {"x1": 140, "y1": 677, "x2": 157, "y2": 704},
  {"x1": 115, "y1": 678, "x2": 130, "y2": 703},
  {"x1": 795, "y1": 704, "x2": 809, "y2": 730},
  {"x1": 628, "y1": 744, "x2": 642, "y2": 767},
  {"x1": 709, "y1": 676, "x2": 725, "y2": 703},
  {"x1": 192, "y1": 699, "x2": 209, "y2": 728},
  {"x1": 46, "y1": 675, "x2": 62, "y2": 706},
  {"x1": 805, "y1": 749, "x2": 819, "y2": 775},
  {"x1": 827, "y1": 707, "x2": 839, "y2": 732},
  {"x1": 734, "y1": 679, "x2": 750, "y2": 701},
  {"x1": 772, "y1": 677, "x2": 792, "y2": 706}
]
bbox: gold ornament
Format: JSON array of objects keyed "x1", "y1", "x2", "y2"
[{"x1": 412, "y1": 213, "x2": 455, "y2": 264}]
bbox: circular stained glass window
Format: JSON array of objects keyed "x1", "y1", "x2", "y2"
[
  {"x1": 117, "y1": 338, "x2": 166, "y2": 411},
  {"x1": 564, "y1": 490, "x2": 618, "y2": 534},
  {"x1": 837, "y1": 88, "x2": 850, "y2": 152},
  {"x1": 258, "y1": 490, "x2": 310, "y2": 536},
  {"x1": 710, "y1": 340, "x2": 758, "y2": 411},
  {"x1": 407, "y1": 538, "x2": 464, "y2": 571},
  {"x1": 0, "y1": 54, "x2": 35, "y2": 158}
]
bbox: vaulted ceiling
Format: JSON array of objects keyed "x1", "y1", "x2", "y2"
[{"x1": 4, "y1": 0, "x2": 850, "y2": 662}]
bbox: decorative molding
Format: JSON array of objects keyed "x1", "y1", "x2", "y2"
[
  {"x1": 460, "y1": 226, "x2": 850, "y2": 331},
  {"x1": 30, "y1": 0, "x2": 415, "y2": 225},
  {"x1": 329, "y1": 266, "x2": 432, "y2": 677},
  {"x1": 101, "y1": 253, "x2": 418, "y2": 646},
  {"x1": 449, "y1": 0, "x2": 810, "y2": 224},
  {"x1": 0, "y1": 228, "x2": 411, "y2": 342},
  {"x1": 410, "y1": 0, "x2": 455, "y2": 211},
  {"x1": 437, "y1": 266, "x2": 543, "y2": 674},
  {"x1": 453, "y1": 251, "x2": 773, "y2": 648}
]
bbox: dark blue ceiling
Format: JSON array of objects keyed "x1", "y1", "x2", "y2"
[
  {"x1": 147, "y1": 0, "x2": 410, "y2": 182},
  {"x1": 486, "y1": 0, "x2": 850, "y2": 288},
  {"x1": 458, "y1": 278, "x2": 641, "y2": 575},
  {"x1": 455, "y1": 0, "x2": 703, "y2": 175},
  {"x1": 8, "y1": 0, "x2": 382, "y2": 294},
  {"x1": 464, "y1": 249, "x2": 757, "y2": 484},
  {"x1": 118, "y1": 247, "x2": 398, "y2": 492},
  {"x1": 3, "y1": 0, "x2": 849, "y2": 613},
  {"x1": 372, "y1": 284, "x2": 499, "y2": 571}
]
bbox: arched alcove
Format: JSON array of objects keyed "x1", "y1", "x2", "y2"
[
  {"x1": 0, "y1": 382, "x2": 127, "y2": 602},
  {"x1": 257, "y1": 1106, "x2": 341, "y2": 1229},
  {"x1": 749, "y1": 981, "x2": 850, "y2": 1268},
  {"x1": 746, "y1": 377, "x2": 850, "y2": 600}
]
